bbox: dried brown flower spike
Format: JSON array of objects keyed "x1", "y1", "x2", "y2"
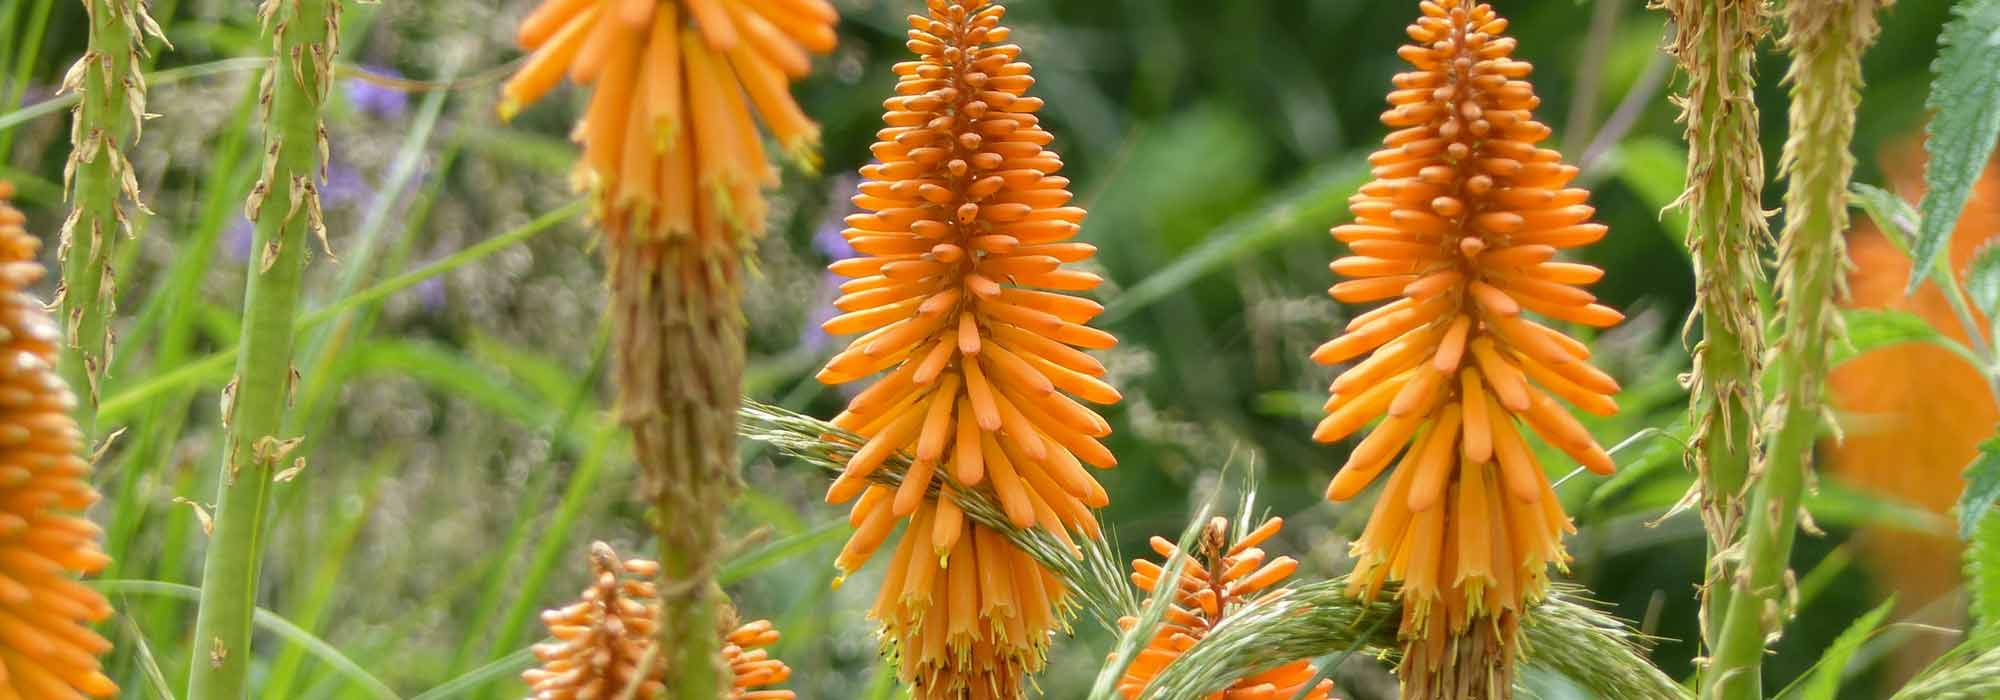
[
  {"x1": 523, "y1": 542, "x2": 795, "y2": 700},
  {"x1": 0, "y1": 181, "x2": 117, "y2": 700},
  {"x1": 1115, "y1": 517, "x2": 1336, "y2": 700},
  {"x1": 1310, "y1": 2, "x2": 1623, "y2": 698}
]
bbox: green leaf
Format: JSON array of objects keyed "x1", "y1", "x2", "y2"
[
  {"x1": 1836, "y1": 308, "x2": 1973, "y2": 365},
  {"x1": 1959, "y1": 436, "x2": 2000, "y2": 538},
  {"x1": 1969, "y1": 244, "x2": 2000, "y2": 318},
  {"x1": 1097, "y1": 155, "x2": 1368, "y2": 325},
  {"x1": 89, "y1": 580, "x2": 403, "y2": 700},
  {"x1": 1968, "y1": 509, "x2": 2000, "y2": 638},
  {"x1": 1907, "y1": 0, "x2": 2000, "y2": 295},
  {"x1": 1794, "y1": 597, "x2": 1895, "y2": 700},
  {"x1": 1849, "y1": 182, "x2": 1919, "y2": 255}
]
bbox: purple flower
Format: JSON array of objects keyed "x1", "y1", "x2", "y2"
[
  {"x1": 409, "y1": 275, "x2": 447, "y2": 313},
  {"x1": 222, "y1": 219, "x2": 255, "y2": 261},
  {"x1": 345, "y1": 66, "x2": 408, "y2": 120},
  {"x1": 322, "y1": 165, "x2": 370, "y2": 206}
]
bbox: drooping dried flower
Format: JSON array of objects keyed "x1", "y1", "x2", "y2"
[
  {"x1": 1115, "y1": 517, "x2": 1335, "y2": 700},
  {"x1": 523, "y1": 541, "x2": 795, "y2": 700},
  {"x1": 0, "y1": 181, "x2": 117, "y2": 699},
  {"x1": 816, "y1": 1, "x2": 1118, "y2": 697},
  {"x1": 501, "y1": 2, "x2": 835, "y2": 692},
  {"x1": 1310, "y1": 2, "x2": 1622, "y2": 697}
]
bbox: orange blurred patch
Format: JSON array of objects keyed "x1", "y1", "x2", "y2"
[{"x1": 1828, "y1": 137, "x2": 2000, "y2": 680}]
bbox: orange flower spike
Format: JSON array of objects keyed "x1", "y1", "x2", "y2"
[
  {"x1": 1114, "y1": 518, "x2": 1338, "y2": 700},
  {"x1": 0, "y1": 181, "x2": 118, "y2": 700},
  {"x1": 500, "y1": 0, "x2": 835, "y2": 241},
  {"x1": 522, "y1": 542, "x2": 796, "y2": 700},
  {"x1": 815, "y1": 2, "x2": 1118, "y2": 698},
  {"x1": 1310, "y1": 3, "x2": 1621, "y2": 699}
]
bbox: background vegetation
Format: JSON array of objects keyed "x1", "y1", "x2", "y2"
[{"x1": 0, "y1": 0, "x2": 1975, "y2": 698}]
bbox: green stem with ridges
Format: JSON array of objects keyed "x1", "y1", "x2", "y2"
[
  {"x1": 1655, "y1": 0, "x2": 1768, "y2": 670},
  {"x1": 60, "y1": 0, "x2": 159, "y2": 437},
  {"x1": 1704, "y1": 2, "x2": 1883, "y2": 698},
  {"x1": 186, "y1": 0, "x2": 340, "y2": 697}
]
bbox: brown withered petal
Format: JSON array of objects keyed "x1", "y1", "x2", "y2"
[
  {"x1": 0, "y1": 181, "x2": 117, "y2": 700},
  {"x1": 1310, "y1": 2, "x2": 1622, "y2": 698},
  {"x1": 522, "y1": 542, "x2": 794, "y2": 700},
  {"x1": 815, "y1": 1, "x2": 1118, "y2": 698},
  {"x1": 1114, "y1": 517, "x2": 1336, "y2": 700}
]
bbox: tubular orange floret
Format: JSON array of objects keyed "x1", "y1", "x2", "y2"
[
  {"x1": 1310, "y1": 3, "x2": 1621, "y2": 699},
  {"x1": 1114, "y1": 517, "x2": 1337, "y2": 700},
  {"x1": 0, "y1": 181, "x2": 118, "y2": 700},
  {"x1": 501, "y1": 0, "x2": 836, "y2": 245},
  {"x1": 522, "y1": 542, "x2": 795, "y2": 700},
  {"x1": 816, "y1": 2, "x2": 1116, "y2": 698}
]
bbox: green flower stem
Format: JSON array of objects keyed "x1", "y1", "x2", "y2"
[
  {"x1": 186, "y1": 1, "x2": 340, "y2": 698},
  {"x1": 1657, "y1": 0, "x2": 1768, "y2": 661},
  {"x1": 60, "y1": 0, "x2": 161, "y2": 436},
  {"x1": 1704, "y1": 3, "x2": 1882, "y2": 699}
]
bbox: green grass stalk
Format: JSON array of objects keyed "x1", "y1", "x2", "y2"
[
  {"x1": 186, "y1": 0, "x2": 342, "y2": 697},
  {"x1": 1704, "y1": 2, "x2": 1884, "y2": 698},
  {"x1": 60, "y1": 0, "x2": 166, "y2": 435},
  {"x1": 1654, "y1": 0, "x2": 1769, "y2": 666}
]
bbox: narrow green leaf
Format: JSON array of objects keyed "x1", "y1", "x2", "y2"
[
  {"x1": 1098, "y1": 156, "x2": 1367, "y2": 325},
  {"x1": 90, "y1": 580, "x2": 402, "y2": 700},
  {"x1": 1968, "y1": 244, "x2": 2000, "y2": 318},
  {"x1": 1794, "y1": 597, "x2": 1895, "y2": 700},
  {"x1": 1959, "y1": 436, "x2": 2000, "y2": 538},
  {"x1": 1849, "y1": 182, "x2": 1919, "y2": 255},
  {"x1": 1837, "y1": 308, "x2": 1975, "y2": 365},
  {"x1": 410, "y1": 647, "x2": 538, "y2": 700},
  {"x1": 717, "y1": 520, "x2": 846, "y2": 585},
  {"x1": 1908, "y1": 0, "x2": 2000, "y2": 294},
  {"x1": 1968, "y1": 510, "x2": 2000, "y2": 639}
]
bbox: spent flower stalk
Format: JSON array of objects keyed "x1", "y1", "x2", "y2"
[
  {"x1": 1704, "y1": 2, "x2": 1886, "y2": 698},
  {"x1": 186, "y1": 0, "x2": 342, "y2": 697},
  {"x1": 1653, "y1": 0, "x2": 1769, "y2": 660},
  {"x1": 58, "y1": 0, "x2": 168, "y2": 434}
]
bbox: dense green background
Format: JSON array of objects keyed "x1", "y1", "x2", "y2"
[{"x1": 0, "y1": 0, "x2": 1967, "y2": 698}]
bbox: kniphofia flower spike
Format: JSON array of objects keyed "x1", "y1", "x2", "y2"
[
  {"x1": 501, "y1": 0, "x2": 836, "y2": 244},
  {"x1": 1115, "y1": 516, "x2": 1337, "y2": 700},
  {"x1": 0, "y1": 182, "x2": 117, "y2": 700},
  {"x1": 1311, "y1": 2, "x2": 1622, "y2": 698},
  {"x1": 816, "y1": 1, "x2": 1120, "y2": 698},
  {"x1": 522, "y1": 542, "x2": 795, "y2": 700}
]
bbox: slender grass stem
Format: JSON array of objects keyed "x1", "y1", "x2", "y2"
[
  {"x1": 1704, "y1": 3, "x2": 1883, "y2": 698},
  {"x1": 1655, "y1": 0, "x2": 1769, "y2": 670},
  {"x1": 186, "y1": 1, "x2": 341, "y2": 697}
]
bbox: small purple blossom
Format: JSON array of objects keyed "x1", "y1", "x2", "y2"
[
  {"x1": 345, "y1": 66, "x2": 408, "y2": 120},
  {"x1": 222, "y1": 219, "x2": 254, "y2": 261}
]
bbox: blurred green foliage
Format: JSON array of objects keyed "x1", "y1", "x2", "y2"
[{"x1": 0, "y1": 0, "x2": 1973, "y2": 698}]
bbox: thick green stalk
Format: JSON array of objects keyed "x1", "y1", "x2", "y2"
[
  {"x1": 1704, "y1": 2, "x2": 1883, "y2": 698},
  {"x1": 1655, "y1": 0, "x2": 1768, "y2": 666},
  {"x1": 186, "y1": 0, "x2": 340, "y2": 698},
  {"x1": 60, "y1": 0, "x2": 163, "y2": 435}
]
